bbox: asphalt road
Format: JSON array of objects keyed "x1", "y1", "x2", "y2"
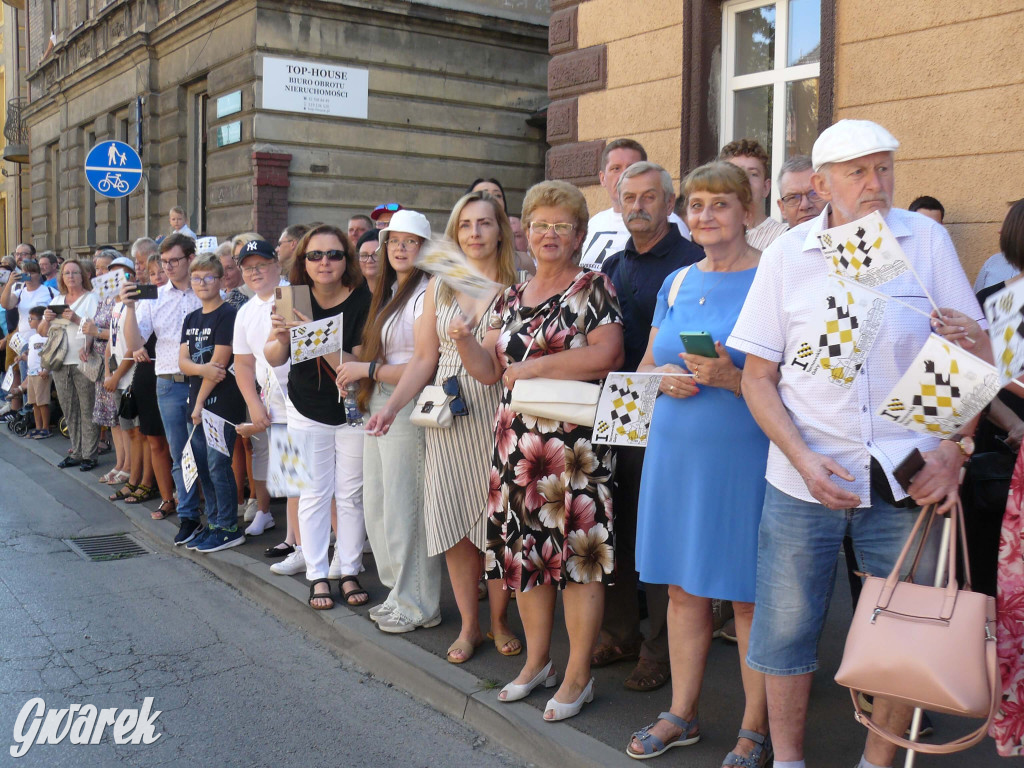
[{"x1": 0, "y1": 435, "x2": 527, "y2": 768}]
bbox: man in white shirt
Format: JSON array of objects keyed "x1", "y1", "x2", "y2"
[
  {"x1": 120, "y1": 233, "x2": 205, "y2": 546},
  {"x1": 720, "y1": 139, "x2": 789, "y2": 251},
  {"x1": 579, "y1": 138, "x2": 691, "y2": 270},
  {"x1": 728, "y1": 120, "x2": 985, "y2": 768}
]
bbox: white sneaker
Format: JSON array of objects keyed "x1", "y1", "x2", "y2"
[
  {"x1": 269, "y1": 546, "x2": 305, "y2": 575},
  {"x1": 242, "y1": 498, "x2": 258, "y2": 523},
  {"x1": 245, "y1": 509, "x2": 275, "y2": 536},
  {"x1": 368, "y1": 603, "x2": 393, "y2": 623},
  {"x1": 328, "y1": 549, "x2": 343, "y2": 579}
]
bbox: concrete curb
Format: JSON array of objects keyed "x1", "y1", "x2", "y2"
[{"x1": 15, "y1": 431, "x2": 633, "y2": 768}]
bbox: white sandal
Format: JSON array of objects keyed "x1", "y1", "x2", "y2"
[
  {"x1": 544, "y1": 677, "x2": 594, "y2": 722},
  {"x1": 498, "y1": 660, "x2": 556, "y2": 702}
]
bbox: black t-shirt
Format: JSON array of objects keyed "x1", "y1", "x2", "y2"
[
  {"x1": 180, "y1": 302, "x2": 245, "y2": 423},
  {"x1": 288, "y1": 282, "x2": 372, "y2": 426}
]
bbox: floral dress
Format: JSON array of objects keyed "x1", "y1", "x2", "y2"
[
  {"x1": 484, "y1": 270, "x2": 622, "y2": 592},
  {"x1": 91, "y1": 296, "x2": 118, "y2": 427},
  {"x1": 991, "y1": 448, "x2": 1024, "y2": 755}
]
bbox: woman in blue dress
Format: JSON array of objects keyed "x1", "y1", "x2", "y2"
[{"x1": 626, "y1": 162, "x2": 771, "y2": 766}]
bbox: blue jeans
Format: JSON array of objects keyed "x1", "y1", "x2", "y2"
[
  {"x1": 190, "y1": 422, "x2": 237, "y2": 530},
  {"x1": 156, "y1": 379, "x2": 207, "y2": 522},
  {"x1": 747, "y1": 484, "x2": 940, "y2": 676}
]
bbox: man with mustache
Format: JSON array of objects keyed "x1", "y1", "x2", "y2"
[
  {"x1": 729, "y1": 120, "x2": 986, "y2": 768},
  {"x1": 596, "y1": 161, "x2": 703, "y2": 693}
]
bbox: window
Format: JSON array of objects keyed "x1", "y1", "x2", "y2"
[
  {"x1": 186, "y1": 86, "x2": 208, "y2": 235},
  {"x1": 721, "y1": 0, "x2": 820, "y2": 209},
  {"x1": 48, "y1": 142, "x2": 60, "y2": 251}
]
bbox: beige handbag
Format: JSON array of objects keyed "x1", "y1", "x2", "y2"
[
  {"x1": 409, "y1": 385, "x2": 454, "y2": 429},
  {"x1": 510, "y1": 377, "x2": 600, "y2": 426},
  {"x1": 834, "y1": 500, "x2": 999, "y2": 754}
]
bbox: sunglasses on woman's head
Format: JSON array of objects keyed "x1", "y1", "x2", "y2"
[{"x1": 305, "y1": 250, "x2": 346, "y2": 262}]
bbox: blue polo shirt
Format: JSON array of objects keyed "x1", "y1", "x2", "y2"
[{"x1": 602, "y1": 226, "x2": 704, "y2": 371}]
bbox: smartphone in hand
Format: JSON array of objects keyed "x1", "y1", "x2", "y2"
[{"x1": 679, "y1": 331, "x2": 719, "y2": 358}]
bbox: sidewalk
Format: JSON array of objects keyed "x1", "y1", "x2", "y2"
[{"x1": 8, "y1": 427, "x2": 1005, "y2": 767}]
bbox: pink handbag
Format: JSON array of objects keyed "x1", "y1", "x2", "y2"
[{"x1": 834, "y1": 499, "x2": 999, "y2": 754}]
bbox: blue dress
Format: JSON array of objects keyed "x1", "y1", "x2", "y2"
[{"x1": 635, "y1": 265, "x2": 768, "y2": 602}]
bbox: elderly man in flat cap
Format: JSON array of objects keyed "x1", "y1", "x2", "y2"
[{"x1": 727, "y1": 120, "x2": 987, "y2": 768}]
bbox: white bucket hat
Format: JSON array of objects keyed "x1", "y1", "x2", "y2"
[{"x1": 376, "y1": 209, "x2": 432, "y2": 244}]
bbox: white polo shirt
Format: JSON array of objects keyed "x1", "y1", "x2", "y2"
[{"x1": 232, "y1": 292, "x2": 290, "y2": 422}]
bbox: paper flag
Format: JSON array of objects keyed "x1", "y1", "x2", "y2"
[
  {"x1": 592, "y1": 372, "x2": 665, "y2": 447},
  {"x1": 2, "y1": 367, "x2": 13, "y2": 392},
  {"x1": 787, "y1": 276, "x2": 888, "y2": 388},
  {"x1": 416, "y1": 237, "x2": 503, "y2": 300},
  {"x1": 266, "y1": 424, "x2": 313, "y2": 497},
  {"x1": 983, "y1": 279, "x2": 1024, "y2": 385},
  {"x1": 196, "y1": 236, "x2": 218, "y2": 253},
  {"x1": 877, "y1": 333, "x2": 1001, "y2": 437},
  {"x1": 201, "y1": 409, "x2": 233, "y2": 456},
  {"x1": 817, "y1": 211, "x2": 909, "y2": 288},
  {"x1": 91, "y1": 270, "x2": 125, "y2": 302},
  {"x1": 182, "y1": 428, "x2": 199, "y2": 492},
  {"x1": 7, "y1": 332, "x2": 23, "y2": 355},
  {"x1": 290, "y1": 316, "x2": 341, "y2": 365}
]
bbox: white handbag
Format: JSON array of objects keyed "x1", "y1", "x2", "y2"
[
  {"x1": 510, "y1": 377, "x2": 600, "y2": 427},
  {"x1": 409, "y1": 385, "x2": 454, "y2": 428}
]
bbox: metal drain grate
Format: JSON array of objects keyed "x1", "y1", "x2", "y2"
[{"x1": 63, "y1": 533, "x2": 150, "y2": 561}]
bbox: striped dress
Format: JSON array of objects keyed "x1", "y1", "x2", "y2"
[{"x1": 423, "y1": 281, "x2": 501, "y2": 556}]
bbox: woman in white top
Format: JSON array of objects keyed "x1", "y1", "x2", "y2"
[
  {"x1": 337, "y1": 209, "x2": 440, "y2": 634},
  {"x1": 39, "y1": 259, "x2": 100, "y2": 470}
]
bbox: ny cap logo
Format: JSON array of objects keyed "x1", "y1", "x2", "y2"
[{"x1": 245, "y1": 241, "x2": 259, "y2": 252}]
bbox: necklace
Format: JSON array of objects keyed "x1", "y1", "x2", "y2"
[{"x1": 698, "y1": 269, "x2": 728, "y2": 305}]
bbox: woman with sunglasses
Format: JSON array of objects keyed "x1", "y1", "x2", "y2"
[
  {"x1": 365, "y1": 191, "x2": 521, "y2": 662},
  {"x1": 337, "y1": 209, "x2": 439, "y2": 634},
  {"x1": 265, "y1": 224, "x2": 372, "y2": 611}
]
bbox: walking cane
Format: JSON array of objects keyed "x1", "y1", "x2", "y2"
[{"x1": 903, "y1": 494, "x2": 956, "y2": 767}]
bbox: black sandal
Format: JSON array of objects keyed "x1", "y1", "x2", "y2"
[
  {"x1": 308, "y1": 578, "x2": 334, "y2": 611},
  {"x1": 109, "y1": 483, "x2": 138, "y2": 502},
  {"x1": 264, "y1": 542, "x2": 294, "y2": 558},
  {"x1": 338, "y1": 575, "x2": 369, "y2": 606}
]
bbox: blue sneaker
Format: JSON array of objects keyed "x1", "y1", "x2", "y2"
[
  {"x1": 185, "y1": 526, "x2": 211, "y2": 550},
  {"x1": 173, "y1": 518, "x2": 203, "y2": 546},
  {"x1": 196, "y1": 527, "x2": 245, "y2": 553}
]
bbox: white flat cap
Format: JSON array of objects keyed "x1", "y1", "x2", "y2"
[{"x1": 812, "y1": 119, "x2": 899, "y2": 171}]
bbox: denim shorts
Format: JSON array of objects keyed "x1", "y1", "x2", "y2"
[{"x1": 746, "y1": 483, "x2": 939, "y2": 676}]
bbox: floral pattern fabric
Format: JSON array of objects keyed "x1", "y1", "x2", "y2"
[
  {"x1": 991, "y1": 448, "x2": 1024, "y2": 755},
  {"x1": 92, "y1": 296, "x2": 118, "y2": 427},
  {"x1": 484, "y1": 270, "x2": 622, "y2": 592}
]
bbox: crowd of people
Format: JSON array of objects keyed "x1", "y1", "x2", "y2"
[{"x1": 2, "y1": 120, "x2": 1023, "y2": 767}]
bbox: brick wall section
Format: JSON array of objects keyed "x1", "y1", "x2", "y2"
[{"x1": 251, "y1": 152, "x2": 291, "y2": 242}]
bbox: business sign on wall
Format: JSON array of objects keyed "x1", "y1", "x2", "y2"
[{"x1": 262, "y1": 56, "x2": 369, "y2": 119}]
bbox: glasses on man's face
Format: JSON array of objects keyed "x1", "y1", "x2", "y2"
[
  {"x1": 190, "y1": 275, "x2": 220, "y2": 286},
  {"x1": 276, "y1": 238, "x2": 295, "y2": 252},
  {"x1": 241, "y1": 262, "x2": 273, "y2": 276},
  {"x1": 160, "y1": 254, "x2": 188, "y2": 268},
  {"x1": 529, "y1": 221, "x2": 575, "y2": 237},
  {"x1": 386, "y1": 238, "x2": 420, "y2": 251},
  {"x1": 15, "y1": 251, "x2": 32, "y2": 258},
  {"x1": 442, "y1": 376, "x2": 469, "y2": 418},
  {"x1": 305, "y1": 250, "x2": 346, "y2": 262},
  {"x1": 780, "y1": 189, "x2": 822, "y2": 209},
  {"x1": 358, "y1": 252, "x2": 377, "y2": 263}
]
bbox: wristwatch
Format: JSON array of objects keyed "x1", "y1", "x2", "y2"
[{"x1": 946, "y1": 433, "x2": 975, "y2": 459}]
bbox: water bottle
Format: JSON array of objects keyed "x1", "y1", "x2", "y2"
[{"x1": 343, "y1": 384, "x2": 364, "y2": 427}]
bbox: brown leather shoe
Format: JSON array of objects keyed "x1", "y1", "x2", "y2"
[
  {"x1": 624, "y1": 657, "x2": 671, "y2": 692},
  {"x1": 590, "y1": 640, "x2": 641, "y2": 668}
]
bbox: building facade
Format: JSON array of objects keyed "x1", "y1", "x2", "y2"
[
  {"x1": 0, "y1": 0, "x2": 30, "y2": 256},
  {"x1": 545, "y1": 0, "x2": 1024, "y2": 278},
  {"x1": 23, "y1": 0, "x2": 550, "y2": 255}
]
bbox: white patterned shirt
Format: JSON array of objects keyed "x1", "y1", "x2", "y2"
[
  {"x1": 745, "y1": 216, "x2": 789, "y2": 252},
  {"x1": 728, "y1": 206, "x2": 984, "y2": 506},
  {"x1": 133, "y1": 282, "x2": 201, "y2": 375}
]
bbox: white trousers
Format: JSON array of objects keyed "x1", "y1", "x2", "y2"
[
  {"x1": 364, "y1": 385, "x2": 440, "y2": 623},
  {"x1": 293, "y1": 422, "x2": 365, "y2": 581}
]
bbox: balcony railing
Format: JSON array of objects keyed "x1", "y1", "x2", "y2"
[{"x1": 3, "y1": 98, "x2": 29, "y2": 164}]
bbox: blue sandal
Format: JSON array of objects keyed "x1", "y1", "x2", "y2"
[
  {"x1": 722, "y1": 729, "x2": 772, "y2": 767},
  {"x1": 626, "y1": 711, "x2": 700, "y2": 760}
]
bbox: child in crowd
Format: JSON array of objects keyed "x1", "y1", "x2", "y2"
[
  {"x1": 178, "y1": 254, "x2": 247, "y2": 552},
  {"x1": 23, "y1": 306, "x2": 51, "y2": 439}
]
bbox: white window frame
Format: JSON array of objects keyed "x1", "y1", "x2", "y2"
[{"x1": 721, "y1": 0, "x2": 820, "y2": 217}]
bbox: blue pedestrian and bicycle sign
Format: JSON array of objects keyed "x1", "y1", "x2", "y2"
[{"x1": 85, "y1": 140, "x2": 143, "y2": 198}]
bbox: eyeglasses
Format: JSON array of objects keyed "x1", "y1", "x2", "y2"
[
  {"x1": 305, "y1": 250, "x2": 346, "y2": 262},
  {"x1": 386, "y1": 238, "x2": 421, "y2": 251},
  {"x1": 190, "y1": 275, "x2": 220, "y2": 286},
  {"x1": 442, "y1": 376, "x2": 469, "y2": 418},
  {"x1": 276, "y1": 238, "x2": 295, "y2": 252},
  {"x1": 529, "y1": 221, "x2": 575, "y2": 236},
  {"x1": 241, "y1": 262, "x2": 274, "y2": 276},
  {"x1": 160, "y1": 254, "x2": 188, "y2": 268},
  {"x1": 358, "y1": 252, "x2": 377, "y2": 263},
  {"x1": 780, "y1": 189, "x2": 822, "y2": 209}
]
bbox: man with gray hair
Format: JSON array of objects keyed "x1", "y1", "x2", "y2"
[
  {"x1": 131, "y1": 237, "x2": 159, "y2": 279},
  {"x1": 728, "y1": 120, "x2": 985, "y2": 768},
  {"x1": 595, "y1": 161, "x2": 704, "y2": 692},
  {"x1": 775, "y1": 155, "x2": 825, "y2": 229}
]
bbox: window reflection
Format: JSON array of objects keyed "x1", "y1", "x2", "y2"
[
  {"x1": 735, "y1": 5, "x2": 776, "y2": 76},
  {"x1": 788, "y1": 0, "x2": 821, "y2": 66},
  {"x1": 785, "y1": 78, "x2": 819, "y2": 159},
  {"x1": 735, "y1": 85, "x2": 774, "y2": 159}
]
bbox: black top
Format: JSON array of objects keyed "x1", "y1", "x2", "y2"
[
  {"x1": 288, "y1": 281, "x2": 372, "y2": 426},
  {"x1": 602, "y1": 226, "x2": 704, "y2": 371},
  {"x1": 180, "y1": 302, "x2": 245, "y2": 423}
]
